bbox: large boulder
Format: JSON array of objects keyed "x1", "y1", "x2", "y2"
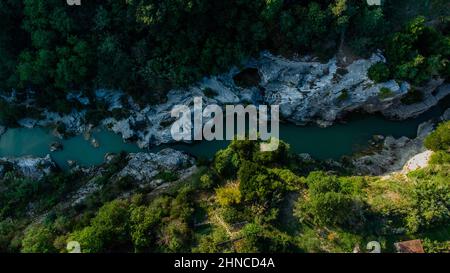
[{"x1": 116, "y1": 148, "x2": 195, "y2": 184}]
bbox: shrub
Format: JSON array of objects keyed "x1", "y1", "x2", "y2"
[
  {"x1": 21, "y1": 224, "x2": 57, "y2": 253},
  {"x1": 378, "y1": 87, "x2": 393, "y2": 99},
  {"x1": 69, "y1": 200, "x2": 131, "y2": 253},
  {"x1": 338, "y1": 89, "x2": 349, "y2": 101},
  {"x1": 238, "y1": 161, "x2": 285, "y2": 205},
  {"x1": 406, "y1": 174, "x2": 450, "y2": 233},
  {"x1": 429, "y1": 151, "x2": 450, "y2": 165},
  {"x1": 216, "y1": 182, "x2": 242, "y2": 207},
  {"x1": 294, "y1": 172, "x2": 364, "y2": 229},
  {"x1": 199, "y1": 174, "x2": 215, "y2": 189},
  {"x1": 156, "y1": 171, "x2": 178, "y2": 182},
  {"x1": 423, "y1": 239, "x2": 450, "y2": 253},
  {"x1": 214, "y1": 148, "x2": 239, "y2": 178},
  {"x1": 368, "y1": 62, "x2": 390, "y2": 83},
  {"x1": 424, "y1": 121, "x2": 450, "y2": 152}
]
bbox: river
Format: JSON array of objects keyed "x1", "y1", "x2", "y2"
[{"x1": 0, "y1": 100, "x2": 448, "y2": 169}]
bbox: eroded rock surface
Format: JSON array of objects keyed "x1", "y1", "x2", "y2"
[
  {"x1": 353, "y1": 108, "x2": 450, "y2": 175},
  {"x1": 0, "y1": 155, "x2": 57, "y2": 180}
]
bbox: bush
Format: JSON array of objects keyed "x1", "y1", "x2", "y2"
[
  {"x1": 294, "y1": 172, "x2": 364, "y2": 229},
  {"x1": 155, "y1": 171, "x2": 179, "y2": 182},
  {"x1": 424, "y1": 121, "x2": 450, "y2": 152},
  {"x1": 214, "y1": 148, "x2": 239, "y2": 178},
  {"x1": 216, "y1": 182, "x2": 241, "y2": 207},
  {"x1": 21, "y1": 224, "x2": 57, "y2": 253},
  {"x1": 429, "y1": 151, "x2": 450, "y2": 165},
  {"x1": 423, "y1": 239, "x2": 450, "y2": 253},
  {"x1": 338, "y1": 89, "x2": 349, "y2": 101},
  {"x1": 406, "y1": 174, "x2": 450, "y2": 233},
  {"x1": 69, "y1": 200, "x2": 131, "y2": 253},
  {"x1": 378, "y1": 87, "x2": 394, "y2": 99},
  {"x1": 384, "y1": 16, "x2": 449, "y2": 85},
  {"x1": 368, "y1": 62, "x2": 390, "y2": 83},
  {"x1": 199, "y1": 174, "x2": 215, "y2": 189},
  {"x1": 238, "y1": 161, "x2": 285, "y2": 205}
]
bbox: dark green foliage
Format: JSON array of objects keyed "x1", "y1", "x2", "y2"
[
  {"x1": 378, "y1": 87, "x2": 393, "y2": 99},
  {"x1": 0, "y1": 0, "x2": 402, "y2": 104},
  {"x1": 155, "y1": 171, "x2": 179, "y2": 182},
  {"x1": 0, "y1": 171, "x2": 81, "y2": 219},
  {"x1": 338, "y1": 89, "x2": 349, "y2": 101},
  {"x1": 384, "y1": 16, "x2": 450, "y2": 86},
  {"x1": 0, "y1": 0, "x2": 26, "y2": 90},
  {"x1": 68, "y1": 186, "x2": 195, "y2": 253},
  {"x1": 214, "y1": 147, "x2": 240, "y2": 178},
  {"x1": 368, "y1": 62, "x2": 391, "y2": 83},
  {"x1": 347, "y1": 5, "x2": 387, "y2": 56},
  {"x1": 238, "y1": 161, "x2": 285, "y2": 205},
  {"x1": 0, "y1": 219, "x2": 20, "y2": 252},
  {"x1": 129, "y1": 187, "x2": 195, "y2": 253},
  {"x1": 0, "y1": 98, "x2": 26, "y2": 126},
  {"x1": 295, "y1": 172, "x2": 365, "y2": 229},
  {"x1": 238, "y1": 223, "x2": 297, "y2": 253},
  {"x1": 70, "y1": 199, "x2": 131, "y2": 253}
]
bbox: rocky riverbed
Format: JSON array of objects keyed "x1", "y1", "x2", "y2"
[
  {"x1": 69, "y1": 148, "x2": 196, "y2": 206},
  {"x1": 352, "y1": 108, "x2": 450, "y2": 175},
  {"x1": 0, "y1": 148, "x2": 196, "y2": 203},
  {"x1": 1, "y1": 51, "x2": 449, "y2": 180},
  {"x1": 0, "y1": 154, "x2": 56, "y2": 180},
  {"x1": 2, "y1": 51, "x2": 449, "y2": 149}
]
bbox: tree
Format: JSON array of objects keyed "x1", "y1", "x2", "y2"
[
  {"x1": 295, "y1": 172, "x2": 364, "y2": 228},
  {"x1": 69, "y1": 200, "x2": 131, "y2": 253},
  {"x1": 214, "y1": 148, "x2": 239, "y2": 178},
  {"x1": 406, "y1": 173, "x2": 450, "y2": 233},
  {"x1": 21, "y1": 224, "x2": 57, "y2": 253},
  {"x1": 238, "y1": 161, "x2": 285, "y2": 205},
  {"x1": 424, "y1": 121, "x2": 450, "y2": 152},
  {"x1": 368, "y1": 62, "x2": 391, "y2": 83},
  {"x1": 384, "y1": 16, "x2": 449, "y2": 85},
  {"x1": 0, "y1": 0, "x2": 25, "y2": 90},
  {"x1": 193, "y1": 228, "x2": 230, "y2": 253},
  {"x1": 129, "y1": 198, "x2": 167, "y2": 252}
]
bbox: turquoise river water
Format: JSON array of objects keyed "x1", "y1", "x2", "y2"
[{"x1": 0, "y1": 101, "x2": 448, "y2": 169}]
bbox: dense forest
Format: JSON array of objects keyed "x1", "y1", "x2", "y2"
[{"x1": 1, "y1": 0, "x2": 449, "y2": 105}]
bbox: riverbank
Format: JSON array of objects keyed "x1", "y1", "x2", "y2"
[{"x1": 1, "y1": 52, "x2": 449, "y2": 150}]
